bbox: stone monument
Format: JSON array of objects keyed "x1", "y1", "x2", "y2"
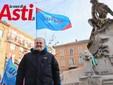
[
  {"x1": 61, "y1": 0, "x2": 113, "y2": 85},
  {"x1": 84, "y1": 0, "x2": 113, "y2": 84},
  {"x1": 88, "y1": 0, "x2": 113, "y2": 75}
]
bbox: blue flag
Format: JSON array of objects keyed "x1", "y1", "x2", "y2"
[
  {"x1": 36, "y1": 8, "x2": 72, "y2": 31},
  {"x1": 1, "y1": 58, "x2": 17, "y2": 85}
]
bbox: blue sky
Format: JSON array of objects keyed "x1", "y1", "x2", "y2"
[{"x1": 0, "y1": 0, "x2": 113, "y2": 45}]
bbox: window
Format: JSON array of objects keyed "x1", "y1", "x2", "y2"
[
  {"x1": 10, "y1": 44, "x2": 16, "y2": 51},
  {"x1": 69, "y1": 48, "x2": 74, "y2": 56},
  {"x1": 18, "y1": 35, "x2": 25, "y2": 45},
  {"x1": 19, "y1": 47, "x2": 24, "y2": 54},
  {"x1": 10, "y1": 31, "x2": 17, "y2": 41},
  {"x1": 61, "y1": 59, "x2": 65, "y2": 66},
  {"x1": 0, "y1": 30, "x2": 3, "y2": 37},
  {"x1": 60, "y1": 50, "x2": 64, "y2": 57},
  {"x1": 0, "y1": 26, "x2": 4, "y2": 37},
  {"x1": 78, "y1": 56, "x2": 84, "y2": 64},
  {"x1": 78, "y1": 46, "x2": 83, "y2": 54},
  {"x1": 69, "y1": 58, "x2": 75, "y2": 66}
]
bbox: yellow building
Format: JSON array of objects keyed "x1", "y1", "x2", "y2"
[
  {"x1": 0, "y1": 20, "x2": 34, "y2": 76},
  {"x1": 54, "y1": 40, "x2": 89, "y2": 72}
]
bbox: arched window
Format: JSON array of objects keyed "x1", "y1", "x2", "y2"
[
  {"x1": 69, "y1": 48, "x2": 74, "y2": 56},
  {"x1": 0, "y1": 26, "x2": 4, "y2": 37},
  {"x1": 0, "y1": 30, "x2": 3, "y2": 37}
]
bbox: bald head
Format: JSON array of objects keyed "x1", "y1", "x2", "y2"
[{"x1": 34, "y1": 37, "x2": 46, "y2": 44}]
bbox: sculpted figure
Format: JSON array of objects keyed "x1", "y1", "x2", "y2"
[
  {"x1": 88, "y1": 0, "x2": 113, "y2": 34},
  {"x1": 87, "y1": 0, "x2": 113, "y2": 75}
]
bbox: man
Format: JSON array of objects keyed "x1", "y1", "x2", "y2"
[{"x1": 16, "y1": 37, "x2": 61, "y2": 85}]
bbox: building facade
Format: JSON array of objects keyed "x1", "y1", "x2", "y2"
[
  {"x1": 0, "y1": 20, "x2": 34, "y2": 76},
  {"x1": 54, "y1": 40, "x2": 89, "y2": 72}
]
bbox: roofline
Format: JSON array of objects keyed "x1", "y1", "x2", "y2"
[
  {"x1": 0, "y1": 20, "x2": 34, "y2": 40},
  {"x1": 54, "y1": 39, "x2": 89, "y2": 48}
]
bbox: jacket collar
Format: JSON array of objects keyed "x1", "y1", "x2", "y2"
[{"x1": 30, "y1": 47, "x2": 48, "y2": 54}]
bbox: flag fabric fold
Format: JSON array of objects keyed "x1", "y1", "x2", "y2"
[
  {"x1": 1, "y1": 58, "x2": 17, "y2": 85},
  {"x1": 36, "y1": 8, "x2": 72, "y2": 31}
]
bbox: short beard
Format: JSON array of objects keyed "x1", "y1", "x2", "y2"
[{"x1": 33, "y1": 47, "x2": 44, "y2": 52}]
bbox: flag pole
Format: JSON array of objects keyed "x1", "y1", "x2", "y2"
[
  {"x1": 36, "y1": 8, "x2": 38, "y2": 38},
  {"x1": 4, "y1": 53, "x2": 7, "y2": 71},
  {"x1": 36, "y1": 30, "x2": 37, "y2": 38}
]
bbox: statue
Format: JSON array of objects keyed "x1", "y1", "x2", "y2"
[
  {"x1": 84, "y1": 0, "x2": 113, "y2": 84},
  {"x1": 61, "y1": 1, "x2": 113, "y2": 85},
  {"x1": 88, "y1": 0, "x2": 113, "y2": 35},
  {"x1": 88, "y1": 0, "x2": 113, "y2": 75}
]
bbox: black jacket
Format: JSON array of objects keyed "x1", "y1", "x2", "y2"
[{"x1": 16, "y1": 48, "x2": 61, "y2": 85}]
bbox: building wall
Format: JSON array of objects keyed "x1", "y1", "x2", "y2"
[
  {"x1": 54, "y1": 40, "x2": 89, "y2": 72},
  {"x1": 0, "y1": 22, "x2": 9, "y2": 75},
  {"x1": 0, "y1": 20, "x2": 34, "y2": 76}
]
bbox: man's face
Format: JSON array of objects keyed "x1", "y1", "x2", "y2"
[{"x1": 34, "y1": 38, "x2": 45, "y2": 52}]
